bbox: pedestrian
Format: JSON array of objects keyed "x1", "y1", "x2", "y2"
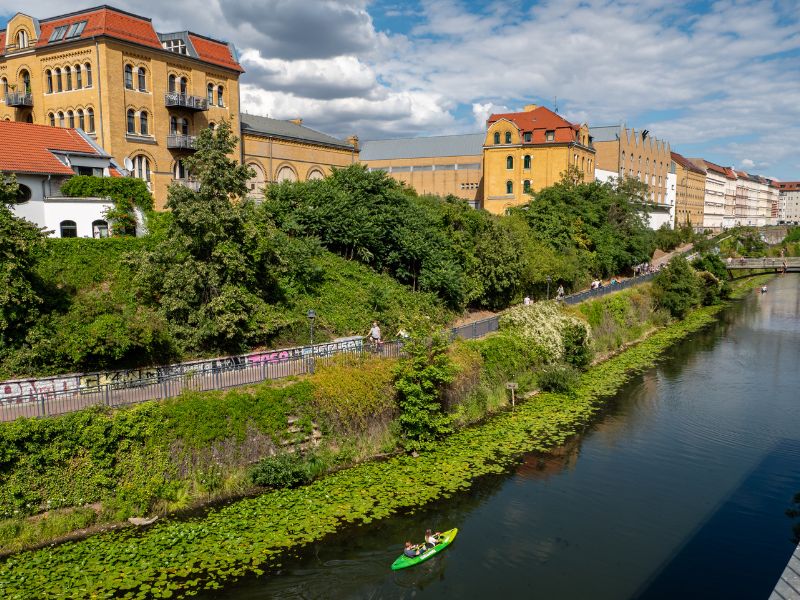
[
  {"x1": 556, "y1": 285, "x2": 565, "y2": 300},
  {"x1": 523, "y1": 296, "x2": 531, "y2": 306},
  {"x1": 367, "y1": 321, "x2": 381, "y2": 349}
]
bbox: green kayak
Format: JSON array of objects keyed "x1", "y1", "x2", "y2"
[{"x1": 391, "y1": 528, "x2": 458, "y2": 571}]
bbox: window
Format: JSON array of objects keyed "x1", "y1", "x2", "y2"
[
  {"x1": 523, "y1": 155, "x2": 531, "y2": 169},
  {"x1": 1, "y1": 77, "x2": 6, "y2": 95},
  {"x1": 180, "y1": 77, "x2": 188, "y2": 96},
  {"x1": 506, "y1": 156, "x2": 513, "y2": 169},
  {"x1": 208, "y1": 122, "x2": 216, "y2": 131},
  {"x1": 65, "y1": 66, "x2": 72, "y2": 91},
  {"x1": 85, "y1": 62, "x2": 92, "y2": 87},
  {"x1": 174, "y1": 159, "x2": 188, "y2": 180},
  {"x1": 124, "y1": 65, "x2": 134, "y2": 89},
  {"x1": 49, "y1": 25, "x2": 67, "y2": 42},
  {"x1": 15, "y1": 184, "x2": 32, "y2": 203},
  {"x1": 493, "y1": 132, "x2": 500, "y2": 144},
  {"x1": 92, "y1": 219, "x2": 109, "y2": 238},
  {"x1": 77, "y1": 109, "x2": 85, "y2": 130},
  {"x1": 45, "y1": 70, "x2": 53, "y2": 93},
  {"x1": 75, "y1": 65, "x2": 82, "y2": 89},
  {"x1": 170, "y1": 115, "x2": 177, "y2": 134},
  {"x1": 524, "y1": 132, "x2": 531, "y2": 143},
  {"x1": 17, "y1": 30, "x2": 28, "y2": 49},
  {"x1": 506, "y1": 180, "x2": 513, "y2": 194},
  {"x1": 206, "y1": 83, "x2": 214, "y2": 105},
  {"x1": 162, "y1": 38, "x2": 187, "y2": 55},
  {"x1": 127, "y1": 109, "x2": 135, "y2": 133},
  {"x1": 67, "y1": 110, "x2": 74, "y2": 128},
  {"x1": 180, "y1": 118, "x2": 188, "y2": 135},
  {"x1": 505, "y1": 131, "x2": 512, "y2": 144},
  {"x1": 60, "y1": 220, "x2": 77, "y2": 238},
  {"x1": 140, "y1": 111, "x2": 148, "y2": 136},
  {"x1": 276, "y1": 166, "x2": 297, "y2": 182},
  {"x1": 49, "y1": 112, "x2": 55, "y2": 127},
  {"x1": 168, "y1": 74, "x2": 176, "y2": 94},
  {"x1": 21, "y1": 70, "x2": 30, "y2": 93},
  {"x1": 138, "y1": 68, "x2": 146, "y2": 92},
  {"x1": 545, "y1": 130, "x2": 555, "y2": 141},
  {"x1": 58, "y1": 111, "x2": 65, "y2": 127},
  {"x1": 217, "y1": 85, "x2": 224, "y2": 107},
  {"x1": 132, "y1": 155, "x2": 151, "y2": 181},
  {"x1": 55, "y1": 68, "x2": 62, "y2": 92},
  {"x1": 523, "y1": 180, "x2": 531, "y2": 193},
  {"x1": 87, "y1": 108, "x2": 95, "y2": 132},
  {"x1": 65, "y1": 21, "x2": 87, "y2": 39}
]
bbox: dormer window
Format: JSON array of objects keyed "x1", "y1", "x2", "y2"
[
  {"x1": 163, "y1": 39, "x2": 188, "y2": 55},
  {"x1": 65, "y1": 21, "x2": 87, "y2": 39},
  {"x1": 545, "y1": 130, "x2": 555, "y2": 142},
  {"x1": 16, "y1": 30, "x2": 29, "y2": 49},
  {"x1": 524, "y1": 132, "x2": 531, "y2": 143},
  {"x1": 493, "y1": 132, "x2": 500, "y2": 145},
  {"x1": 49, "y1": 26, "x2": 67, "y2": 42},
  {"x1": 504, "y1": 131, "x2": 512, "y2": 144}
]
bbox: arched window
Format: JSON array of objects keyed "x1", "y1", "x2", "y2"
[
  {"x1": 217, "y1": 85, "x2": 224, "y2": 106},
  {"x1": 180, "y1": 118, "x2": 188, "y2": 135},
  {"x1": 1, "y1": 77, "x2": 7, "y2": 95},
  {"x1": 20, "y1": 70, "x2": 30, "y2": 94},
  {"x1": 92, "y1": 220, "x2": 109, "y2": 238},
  {"x1": 138, "y1": 67, "x2": 146, "y2": 92},
  {"x1": 77, "y1": 109, "x2": 85, "y2": 130},
  {"x1": 208, "y1": 122, "x2": 216, "y2": 131},
  {"x1": 60, "y1": 220, "x2": 77, "y2": 238},
  {"x1": 506, "y1": 155, "x2": 513, "y2": 169},
  {"x1": 49, "y1": 112, "x2": 55, "y2": 127},
  {"x1": 55, "y1": 68, "x2": 62, "y2": 92},
  {"x1": 65, "y1": 66, "x2": 72, "y2": 91},
  {"x1": 174, "y1": 159, "x2": 188, "y2": 180},
  {"x1": 493, "y1": 132, "x2": 500, "y2": 144},
  {"x1": 45, "y1": 70, "x2": 53, "y2": 94},
  {"x1": 17, "y1": 30, "x2": 28, "y2": 49},
  {"x1": 127, "y1": 109, "x2": 135, "y2": 133},
  {"x1": 168, "y1": 74, "x2": 176, "y2": 94},
  {"x1": 87, "y1": 108, "x2": 95, "y2": 132},
  {"x1": 58, "y1": 111, "x2": 65, "y2": 127},
  {"x1": 67, "y1": 110, "x2": 74, "y2": 128},
  {"x1": 307, "y1": 168, "x2": 324, "y2": 181},
  {"x1": 506, "y1": 180, "x2": 513, "y2": 194},
  {"x1": 16, "y1": 184, "x2": 32, "y2": 203},
  {"x1": 180, "y1": 77, "x2": 188, "y2": 95},
  {"x1": 505, "y1": 131, "x2": 512, "y2": 144},
  {"x1": 85, "y1": 62, "x2": 92, "y2": 87},
  {"x1": 246, "y1": 162, "x2": 266, "y2": 193},
  {"x1": 140, "y1": 111, "x2": 149, "y2": 135},
  {"x1": 75, "y1": 65, "x2": 82, "y2": 89},
  {"x1": 207, "y1": 83, "x2": 214, "y2": 105},
  {"x1": 523, "y1": 180, "x2": 531, "y2": 193},
  {"x1": 523, "y1": 155, "x2": 531, "y2": 169},
  {"x1": 276, "y1": 166, "x2": 297, "y2": 182},
  {"x1": 132, "y1": 155, "x2": 151, "y2": 182},
  {"x1": 124, "y1": 64, "x2": 134, "y2": 89},
  {"x1": 170, "y1": 115, "x2": 177, "y2": 134}
]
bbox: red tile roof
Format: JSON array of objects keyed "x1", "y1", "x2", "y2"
[
  {"x1": 188, "y1": 34, "x2": 243, "y2": 73},
  {"x1": 776, "y1": 181, "x2": 800, "y2": 191},
  {"x1": 488, "y1": 106, "x2": 582, "y2": 144},
  {"x1": 0, "y1": 121, "x2": 103, "y2": 175},
  {"x1": 37, "y1": 7, "x2": 163, "y2": 51},
  {"x1": 671, "y1": 151, "x2": 705, "y2": 175}
]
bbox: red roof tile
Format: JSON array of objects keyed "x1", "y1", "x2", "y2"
[
  {"x1": 488, "y1": 106, "x2": 581, "y2": 144},
  {"x1": 188, "y1": 34, "x2": 243, "y2": 73},
  {"x1": 37, "y1": 7, "x2": 163, "y2": 51},
  {"x1": 777, "y1": 181, "x2": 800, "y2": 191},
  {"x1": 671, "y1": 151, "x2": 705, "y2": 175},
  {"x1": 0, "y1": 121, "x2": 102, "y2": 175}
]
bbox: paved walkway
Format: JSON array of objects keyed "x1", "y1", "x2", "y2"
[{"x1": 769, "y1": 542, "x2": 800, "y2": 599}]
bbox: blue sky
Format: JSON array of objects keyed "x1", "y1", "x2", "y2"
[{"x1": 3, "y1": 1, "x2": 799, "y2": 179}]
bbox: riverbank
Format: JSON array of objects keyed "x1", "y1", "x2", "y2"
[{"x1": 0, "y1": 276, "x2": 770, "y2": 599}]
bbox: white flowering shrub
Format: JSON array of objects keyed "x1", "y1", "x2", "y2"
[{"x1": 499, "y1": 302, "x2": 592, "y2": 364}]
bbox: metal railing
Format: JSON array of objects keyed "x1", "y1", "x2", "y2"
[
  {"x1": 164, "y1": 93, "x2": 208, "y2": 111},
  {"x1": 167, "y1": 133, "x2": 197, "y2": 149},
  {"x1": 5, "y1": 91, "x2": 33, "y2": 106}
]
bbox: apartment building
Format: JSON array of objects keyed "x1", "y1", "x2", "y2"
[
  {"x1": 670, "y1": 152, "x2": 706, "y2": 229},
  {"x1": 775, "y1": 181, "x2": 800, "y2": 225}
]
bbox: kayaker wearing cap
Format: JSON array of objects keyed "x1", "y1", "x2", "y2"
[
  {"x1": 404, "y1": 541, "x2": 421, "y2": 558},
  {"x1": 424, "y1": 529, "x2": 441, "y2": 549}
]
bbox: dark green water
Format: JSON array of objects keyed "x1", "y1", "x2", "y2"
[{"x1": 208, "y1": 275, "x2": 800, "y2": 599}]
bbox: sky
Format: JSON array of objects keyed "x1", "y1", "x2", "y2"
[{"x1": 2, "y1": 0, "x2": 799, "y2": 179}]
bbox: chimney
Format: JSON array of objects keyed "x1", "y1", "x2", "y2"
[
  {"x1": 289, "y1": 118, "x2": 303, "y2": 126},
  {"x1": 523, "y1": 104, "x2": 538, "y2": 112},
  {"x1": 346, "y1": 135, "x2": 359, "y2": 150}
]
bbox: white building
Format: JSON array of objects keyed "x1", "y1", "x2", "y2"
[
  {"x1": 1, "y1": 121, "x2": 139, "y2": 237},
  {"x1": 777, "y1": 181, "x2": 800, "y2": 225},
  {"x1": 594, "y1": 168, "x2": 675, "y2": 230},
  {"x1": 689, "y1": 158, "x2": 726, "y2": 232}
]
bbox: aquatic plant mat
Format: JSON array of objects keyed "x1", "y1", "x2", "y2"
[{"x1": 0, "y1": 299, "x2": 744, "y2": 599}]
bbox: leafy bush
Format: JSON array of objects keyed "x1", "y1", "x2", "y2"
[
  {"x1": 60, "y1": 176, "x2": 153, "y2": 235},
  {"x1": 696, "y1": 271, "x2": 722, "y2": 306},
  {"x1": 500, "y1": 302, "x2": 592, "y2": 363},
  {"x1": 249, "y1": 453, "x2": 310, "y2": 489},
  {"x1": 652, "y1": 256, "x2": 701, "y2": 318},
  {"x1": 536, "y1": 363, "x2": 580, "y2": 392}
]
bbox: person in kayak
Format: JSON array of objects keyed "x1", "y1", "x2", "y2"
[
  {"x1": 403, "y1": 541, "x2": 421, "y2": 558},
  {"x1": 424, "y1": 529, "x2": 441, "y2": 549}
]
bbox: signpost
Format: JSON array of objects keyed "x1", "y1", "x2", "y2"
[{"x1": 506, "y1": 382, "x2": 518, "y2": 408}]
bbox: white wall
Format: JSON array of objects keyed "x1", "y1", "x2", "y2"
[
  {"x1": 39, "y1": 197, "x2": 115, "y2": 237},
  {"x1": 596, "y1": 168, "x2": 675, "y2": 230}
]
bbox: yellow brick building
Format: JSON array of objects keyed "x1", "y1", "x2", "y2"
[
  {"x1": 483, "y1": 105, "x2": 595, "y2": 214},
  {"x1": 671, "y1": 151, "x2": 706, "y2": 228}
]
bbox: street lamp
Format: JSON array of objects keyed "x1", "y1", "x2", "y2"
[
  {"x1": 307, "y1": 309, "x2": 316, "y2": 347},
  {"x1": 546, "y1": 275, "x2": 552, "y2": 300}
]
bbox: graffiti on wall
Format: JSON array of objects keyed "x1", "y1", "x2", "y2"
[{"x1": 0, "y1": 337, "x2": 364, "y2": 405}]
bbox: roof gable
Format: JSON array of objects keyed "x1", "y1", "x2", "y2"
[
  {"x1": 0, "y1": 121, "x2": 103, "y2": 175},
  {"x1": 487, "y1": 106, "x2": 581, "y2": 144}
]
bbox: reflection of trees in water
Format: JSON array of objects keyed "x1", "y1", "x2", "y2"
[
  {"x1": 787, "y1": 492, "x2": 800, "y2": 544},
  {"x1": 515, "y1": 437, "x2": 581, "y2": 481}
]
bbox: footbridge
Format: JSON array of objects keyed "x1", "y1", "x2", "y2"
[{"x1": 726, "y1": 257, "x2": 800, "y2": 275}]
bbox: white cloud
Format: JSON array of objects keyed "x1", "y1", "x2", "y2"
[{"x1": 741, "y1": 159, "x2": 756, "y2": 169}]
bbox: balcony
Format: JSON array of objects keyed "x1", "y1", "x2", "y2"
[
  {"x1": 167, "y1": 134, "x2": 197, "y2": 150},
  {"x1": 5, "y1": 91, "x2": 33, "y2": 107},
  {"x1": 164, "y1": 93, "x2": 207, "y2": 111},
  {"x1": 172, "y1": 178, "x2": 200, "y2": 192}
]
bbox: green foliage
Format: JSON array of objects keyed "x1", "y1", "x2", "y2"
[
  {"x1": 652, "y1": 256, "x2": 701, "y2": 318},
  {"x1": 500, "y1": 302, "x2": 593, "y2": 364},
  {"x1": 0, "y1": 175, "x2": 46, "y2": 350},
  {"x1": 536, "y1": 363, "x2": 580, "y2": 393},
  {"x1": 718, "y1": 227, "x2": 768, "y2": 257},
  {"x1": 654, "y1": 223, "x2": 695, "y2": 252},
  {"x1": 60, "y1": 176, "x2": 153, "y2": 235},
  {"x1": 394, "y1": 334, "x2": 457, "y2": 450},
  {"x1": 468, "y1": 333, "x2": 544, "y2": 385},
  {"x1": 696, "y1": 271, "x2": 723, "y2": 306},
  {"x1": 785, "y1": 227, "x2": 800, "y2": 243},
  {"x1": 249, "y1": 453, "x2": 311, "y2": 489}
]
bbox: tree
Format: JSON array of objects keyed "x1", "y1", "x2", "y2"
[
  {"x1": 131, "y1": 121, "x2": 289, "y2": 352},
  {"x1": 652, "y1": 256, "x2": 701, "y2": 318},
  {"x1": 0, "y1": 175, "x2": 46, "y2": 348}
]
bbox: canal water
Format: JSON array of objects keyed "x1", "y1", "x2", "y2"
[{"x1": 208, "y1": 275, "x2": 800, "y2": 600}]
